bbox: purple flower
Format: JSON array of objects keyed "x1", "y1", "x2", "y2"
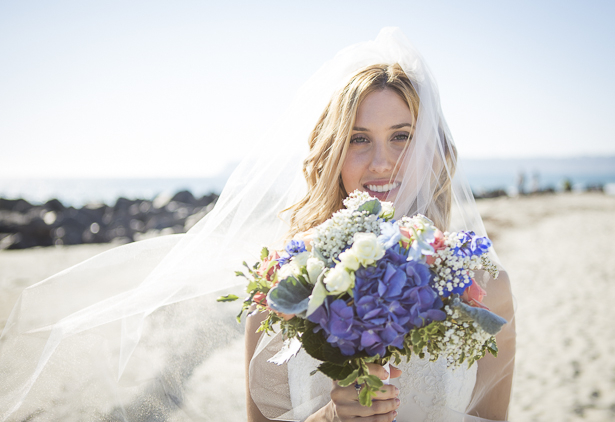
[
  {"x1": 454, "y1": 231, "x2": 492, "y2": 257},
  {"x1": 307, "y1": 249, "x2": 446, "y2": 358},
  {"x1": 277, "y1": 239, "x2": 308, "y2": 265}
]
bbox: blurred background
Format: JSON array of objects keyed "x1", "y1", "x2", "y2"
[
  {"x1": 1, "y1": 1, "x2": 614, "y2": 421},
  {"x1": 1, "y1": 0, "x2": 614, "y2": 195},
  {"x1": 1, "y1": 0, "x2": 614, "y2": 248}
]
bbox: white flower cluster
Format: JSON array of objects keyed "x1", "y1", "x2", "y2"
[
  {"x1": 430, "y1": 233, "x2": 483, "y2": 296},
  {"x1": 480, "y1": 255, "x2": 500, "y2": 279},
  {"x1": 342, "y1": 190, "x2": 374, "y2": 211},
  {"x1": 324, "y1": 233, "x2": 385, "y2": 294},
  {"x1": 435, "y1": 305, "x2": 494, "y2": 366},
  {"x1": 398, "y1": 214, "x2": 436, "y2": 237},
  {"x1": 312, "y1": 209, "x2": 381, "y2": 262}
]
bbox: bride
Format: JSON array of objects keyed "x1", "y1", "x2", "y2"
[
  {"x1": 0, "y1": 28, "x2": 514, "y2": 422},
  {"x1": 245, "y1": 30, "x2": 514, "y2": 422}
]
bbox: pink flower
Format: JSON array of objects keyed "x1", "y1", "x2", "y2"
[
  {"x1": 426, "y1": 229, "x2": 446, "y2": 265},
  {"x1": 253, "y1": 292, "x2": 268, "y2": 306},
  {"x1": 399, "y1": 227, "x2": 412, "y2": 249},
  {"x1": 257, "y1": 251, "x2": 280, "y2": 281},
  {"x1": 462, "y1": 279, "x2": 489, "y2": 310}
]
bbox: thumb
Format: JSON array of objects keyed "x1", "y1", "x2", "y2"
[{"x1": 389, "y1": 364, "x2": 402, "y2": 379}]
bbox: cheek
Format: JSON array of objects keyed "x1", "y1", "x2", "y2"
[{"x1": 341, "y1": 152, "x2": 364, "y2": 192}]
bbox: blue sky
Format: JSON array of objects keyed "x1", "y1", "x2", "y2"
[{"x1": 1, "y1": 0, "x2": 614, "y2": 178}]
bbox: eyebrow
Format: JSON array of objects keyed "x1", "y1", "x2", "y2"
[{"x1": 352, "y1": 123, "x2": 414, "y2": 132}]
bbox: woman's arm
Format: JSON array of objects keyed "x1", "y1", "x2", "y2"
[{"x1": 468, "y1": 270, "x2": 516, "y2": 420}]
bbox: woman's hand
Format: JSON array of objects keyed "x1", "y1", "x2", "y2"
[{"x1": 330, "y1": 363, "x2": 402, "y2": 422}]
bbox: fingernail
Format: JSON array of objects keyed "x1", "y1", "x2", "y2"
[
  {"x1": 395, "y1": 398, "x2": 400, "y2": 405},
  {"x1": 393, "y1": 410, "x2": 398, "y2": 416},
  {"x1": 394, "y1": 386, "x2": 399, "y2": 393}
]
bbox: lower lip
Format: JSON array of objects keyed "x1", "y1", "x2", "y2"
[{"x1": 364, "y1": 185, "x2": 399, "y2": 201}]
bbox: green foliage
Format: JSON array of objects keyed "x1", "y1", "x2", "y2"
[
  {"x1": 216, "y1": 294, "x2": 239, "y2": 302},
  {"x1": 260, "y1": 246, "x2": 270, "y2": 261},
  {"x1": 319, "y1": 363, "x2": 356, "y2": 383},
  {"x1": 357, "y1": 199, "x2": 382, "y2": 216},
  {"x1": 267, "y1": 276, "x2": 312, "y2": 315},
  {"x1": 302, "y1": 323, "x2": 350, "y2": 365}
]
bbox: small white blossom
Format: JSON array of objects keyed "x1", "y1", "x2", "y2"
[{"x1": 324, "y1": 266, "x2": 354, "y2": 293}]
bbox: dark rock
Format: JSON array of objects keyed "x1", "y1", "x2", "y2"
[
  {"x1": 44, "y1": 199, "x2": 65, "y2": 213},
  {"x1": 171, "y1": 190, "x2": 196, "y2": 205},
  {"x1": 0, "y1": 198, "x2": 32, "y2": 212},
  {"x1": 7, "y1": 217, "x2": 53, "y2": 248},
  {"x1": 195, "y1": 194, "x2": 218, "y2": 207}
]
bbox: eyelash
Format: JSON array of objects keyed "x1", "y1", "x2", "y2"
[{"x1": 350, "y1": 132, "x2": 411, "y2": 144}]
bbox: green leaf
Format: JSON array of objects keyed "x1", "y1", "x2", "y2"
[
  {"x1": 363, "y1": 374, "x2": 384, "y2": 388},
  {"x1": 357, "y1": 199, "x2": 382, "y2": 216},
  {"x1": 260, "y1": 247, "x2": 270, "y2": 260},
  {"x1": 302, "y1": 323, "x2": 350, "y2": 365},
  {"x1": 267, "y1": 276, "x2": 312, "y2": 315},
  {"x1": 338, "y1": 368, "x2": 360, "y2": 387},
  {"x1": 306, "y1": 280, "x2": 328, "y2": 317},
  {"x1": 235, "y1": 271, "x2": 245, "y2": 277},
  {"x1": 317, "y1": 362, "x2": 355, "y2": 381},
  {"x1": 358, "y1": 384, "x2": 375, "y2": 407},
  {"x1": 216, "y1": 294, "x2": 239, "y2": 302}
]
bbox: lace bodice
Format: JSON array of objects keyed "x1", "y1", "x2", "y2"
[{"x1": 286, "y1": 348, "x2": 477, "y2": 422}]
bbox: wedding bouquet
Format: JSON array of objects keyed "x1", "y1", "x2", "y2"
[{"x1": 218, "y1": 191, "x2": 507, "y2": 406}]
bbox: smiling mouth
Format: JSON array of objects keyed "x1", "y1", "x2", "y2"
[{"x1": 365, "y1": 182, "x2": 400, "y2": 193}]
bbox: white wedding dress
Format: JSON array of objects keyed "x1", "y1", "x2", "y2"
[{"x1": 251, "y1": 330, "x2": 478, "y2": 422}]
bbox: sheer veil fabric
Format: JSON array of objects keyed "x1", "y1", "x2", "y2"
[{"x1": 0, "y1": 28, "x2": 515, "y2": 421}]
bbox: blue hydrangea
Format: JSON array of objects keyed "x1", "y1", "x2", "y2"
[{"x1": 307, "y1": 249, "x2": 446, "y2": 357}]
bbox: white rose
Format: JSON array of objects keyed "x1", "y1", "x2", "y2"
[
  {"x1": 351, "y1": 232, "x2": 385, "y2": 267},
  {"x1": 277, "y1": 263, "x2": 294, "y2": 280},
  {"x1": 292, "y1": 251, "x2": 310, "y2": 268},
  {"x1": 379, "y1": 201, "x2": 395, "y2": 220},
  {"x1": 338, "y1": 249, "x2": 360, "y2": 271},
  {"x1": 306, "y1": 257, "x2": 325, "y2": 284},
  {"x1": 286, "y1": 251, "x2": 310, "y2": 277},
  {"x1": 324, "y1": 267, "x2": 354, "y2": 293}
]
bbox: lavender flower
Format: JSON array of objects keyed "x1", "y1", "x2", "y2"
[
  {"x1": 454, "y1": 231, "x2": 492, "y2": 257},
  {"x1": 277, "y1": 239, "x2": 307, "y2": 265}
]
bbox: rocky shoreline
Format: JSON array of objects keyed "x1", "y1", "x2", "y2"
[
  {"x1": 0, "y1": 191, "x2": 218, "y2": 250},
  {"x1": 1, "y1": 182, "x2": 608, "y2": 250}
]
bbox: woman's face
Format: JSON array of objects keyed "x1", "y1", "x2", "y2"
[{"x1": 341, "y1": 88, "x2": 414, "y2": 202}]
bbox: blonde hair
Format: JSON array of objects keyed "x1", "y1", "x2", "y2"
[{"x1": 287, "y1": 63, "x2": 455, "y2": 236}]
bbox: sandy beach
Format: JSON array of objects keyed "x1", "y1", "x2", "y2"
[{"x1": 1, "y1": 192, "x2": 614, "y2": 421}]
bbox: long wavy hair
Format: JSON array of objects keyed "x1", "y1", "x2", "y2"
[{"x1": 286, "y1": 63, "x2": 455, "y2": 237}]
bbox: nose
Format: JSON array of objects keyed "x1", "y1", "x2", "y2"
[{"x1": 368, "y1": 141, "x2": 395, "y2": 174}]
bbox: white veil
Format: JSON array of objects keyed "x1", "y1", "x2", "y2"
[{"x1": 0, "y1": 28, "x2": 515, "y2": 422}]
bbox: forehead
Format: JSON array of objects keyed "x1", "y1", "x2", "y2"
[{"x1": 355, "y1": 89, "x2": 413, "y2": 128}]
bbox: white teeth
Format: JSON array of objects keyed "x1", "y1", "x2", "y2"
[{"x1": 366, "y1": 182, "x2": 399, "y2": 193}]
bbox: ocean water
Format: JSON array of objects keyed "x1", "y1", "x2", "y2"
[{"x1": 1, "y1": 157, "x2": 614, "y2": 207}]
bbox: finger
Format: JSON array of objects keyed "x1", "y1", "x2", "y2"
[
  {"x1": 372, "y1": 384, "x2": 400, "y2": 400},
  {"x1": 354, "y1": 397, "x2": 400, "y2": 417},
  {"x1": 360, "y1": 410, "x2": 399, "y2": 422},
  {"x1": 331, "y1": 381, "x2": 363, "y2": 404},
  {"x1": 389, "y1": 364, "x2": 402, "y2": 379},
  {"x1": 366, "y1": 363, "x2": 392, "y2": 380}
]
